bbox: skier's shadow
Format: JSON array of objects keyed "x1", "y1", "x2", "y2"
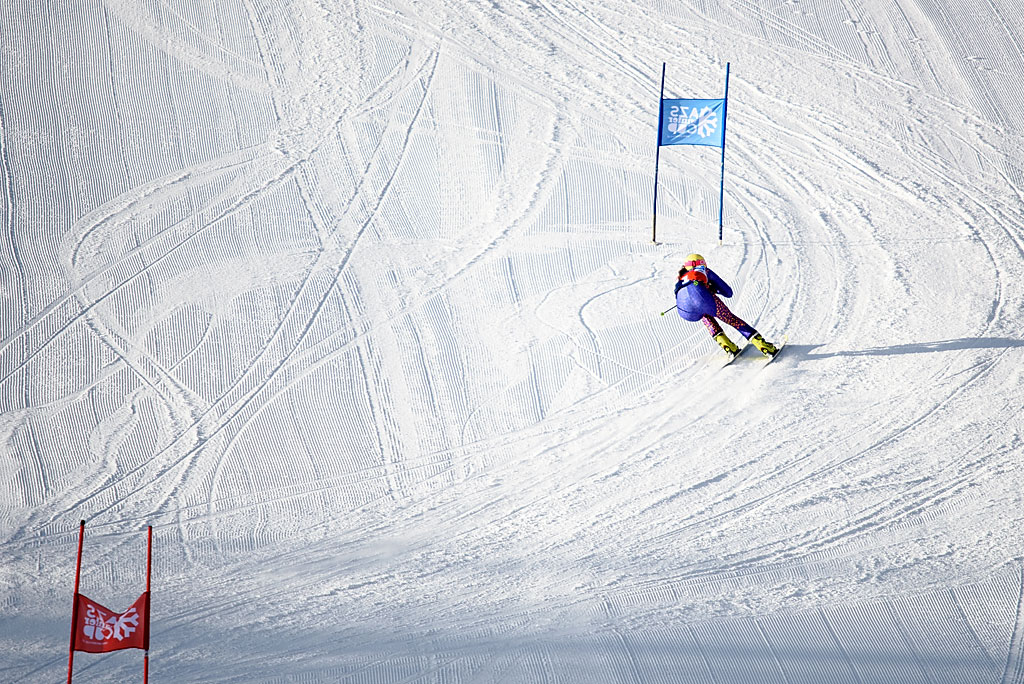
[{"x1": 790, "y1": 337, "x2": 1024, "y2": 359}]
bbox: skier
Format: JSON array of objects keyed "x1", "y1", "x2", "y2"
[{"x1": 674, "y1": 253, "x2": 778, "y2": 356}]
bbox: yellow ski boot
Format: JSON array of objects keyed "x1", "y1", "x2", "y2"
[
  {"x1": 713, "y1": 332, "x2": 739, "y2": 355},
  {"x1": 750, "y1": 333, "x2": 778, "y2": 357}
]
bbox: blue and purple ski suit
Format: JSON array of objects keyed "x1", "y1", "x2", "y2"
[{"x1": 675, "y1": 268, "x2": 757, "y2": 339}]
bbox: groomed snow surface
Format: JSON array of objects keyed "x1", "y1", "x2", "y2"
[{"x1": 2, "y1": 0, "x2": 1024, "y2": 681}]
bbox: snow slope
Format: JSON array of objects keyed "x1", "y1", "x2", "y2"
[{"x1": 2, "y1": 0, "x2": 1023, "y2": 681}]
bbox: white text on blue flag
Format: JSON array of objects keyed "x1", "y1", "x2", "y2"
[{"x1": 660, "y1": 98, "x2": 725, "y2": 147}]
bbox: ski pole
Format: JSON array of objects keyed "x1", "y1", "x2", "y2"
[{"x1": 660, "y1": 305, "x2": 677, "y2": 316}]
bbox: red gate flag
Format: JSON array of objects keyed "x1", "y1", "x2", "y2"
[
  {"x1": 73, "y1": 592, "x2": 150, "y2": 653},
  {"x1": 68, "y1": 522, "x2": 153, "y2": 683}
]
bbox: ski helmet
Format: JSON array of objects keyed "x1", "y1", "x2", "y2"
[{"x1": 683, "y1": 253, "x2": 706, "y2": 269}]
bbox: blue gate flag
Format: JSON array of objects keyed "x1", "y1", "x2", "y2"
[
  {"x1": 651, "y1": 62, "x2": 731, "y2": 244},
  {"x1": 660, "y1": 98, "x2": 725, "y2": 147}
]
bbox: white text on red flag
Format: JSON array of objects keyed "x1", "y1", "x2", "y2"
[{"x1": 73, "y1": 592, "x2": 149, "y2": 653}]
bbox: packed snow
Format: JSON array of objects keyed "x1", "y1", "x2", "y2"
[{"x1": 2, "y1": 0, "x2": 1023, "y2": 681}]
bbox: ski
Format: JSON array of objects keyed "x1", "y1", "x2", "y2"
[
  {"x1": 723, "y1": 335, "x2": 787, "y2": 367},
  {"x1": 720, "y1": 343, "x2": 748, "y2": 366},
  {"x1": 752, "y1": 335, "x2": 787, "y2": 365},
  {"x1": 765, "y1": 336, "x2": 787, "y2": 363}
]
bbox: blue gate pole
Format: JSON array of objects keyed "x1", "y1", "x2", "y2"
[
  {"x1": 652, "y1": 62, "x2": 666, "y2": 243},
  {"x1": 718, "y1": 62, "x2": 730, "y2": 245}
]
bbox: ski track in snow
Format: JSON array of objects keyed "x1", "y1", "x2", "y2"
[{"x1": 1, "y1": 0, "x2": 1024, "y2": 681}]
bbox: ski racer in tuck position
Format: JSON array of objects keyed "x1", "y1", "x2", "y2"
[{"x1": 674, "y1": 253, "x2": 779, "y2": 357}]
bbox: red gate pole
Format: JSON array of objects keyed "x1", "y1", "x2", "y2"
[
  {"x1": 143, "y1": 526, "x2": 152, "y2": 684},
  {"x1": 67, "y1": 520, "x2": 85, "y2": 684}
]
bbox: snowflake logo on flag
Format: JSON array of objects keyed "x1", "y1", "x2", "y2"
[
  {"x1": 107, "y1": 607, "x2": 140, "y2": 640},
  {"x1": 693, "y1": 107, "x2": 718, "y2": 138}
]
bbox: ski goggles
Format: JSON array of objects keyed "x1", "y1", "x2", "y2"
[{"x1": 684, "y1": 258, "x2": 706, "y2": 269}]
